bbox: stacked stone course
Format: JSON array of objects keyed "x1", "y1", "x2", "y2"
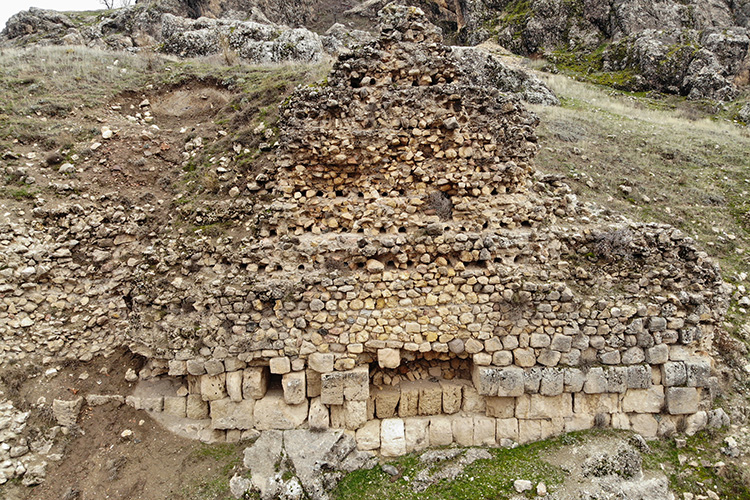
[{"x1": 0, "y1": 5, "x2": 729, "y2": 453}]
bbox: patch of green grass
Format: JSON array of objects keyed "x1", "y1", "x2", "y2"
[
  {"x1": 182, "y1": 443, "x2": 245, "y2": 500},
  {"x1": 334, "y1": 437, "x2": 572, "y2": 500}
]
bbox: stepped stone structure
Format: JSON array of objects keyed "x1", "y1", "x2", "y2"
[{"x1": 0, "y1": 5, "x2": 729, "y2": 454}]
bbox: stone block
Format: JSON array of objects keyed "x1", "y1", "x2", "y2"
[
  {"x1": 308, "y1": 352, "x2": 334, "y2": 373},
  {"x1": 685, "y1": 359, "x2": 710, "y2": 387},
  {"x1": 611, "y1": 413, "x2": 631, "y2": 430},
  {"x1": 599, "y1": 350, "x2": 621, "y2": 365},
  {"x1": 226, "y1": 371, "x2": 243, "y2": 402},
  {"x1": 308, "y1": 397, "x2": 329, "y2": 431},
  {"x1": 606, "y1": 367, "x2": 627, "y2": 393},
  {"x1": 537, "y1": 349, "x2": 562, "y2": 367},
  {"x1": 622, "y1": 385, "x2": 664, "y2": 413},
  {"x1": 356, "y1": 419, "x2": 381, "y2": 451},
  {"x1": 550, "y1": 334, "x2": 572, "y2": 352},
  {"x1": 418, "y1": 382, "x2": 442, "y2": 415},
  {"x1": 439, "y1": 379, "x2": 463, "y2": 414},
  {"x1": 53, "y1": 398, "x2": 82, "y2": 427},
  {"x1": 186, "y1": 359, "x2": 206, "y2": 376},
  {"x1": 574, "y1": 393, "x2": 619, "y2": 414},
  {"x1": 452, "y1": 417, "x2": 474, "y2": 447},
  {"x1": 330, "y1": 404, "x2": 346, "y2": 429},
  {"x1": 485, "y1": 397, "x2": 514, "y2": 418},
  {"x1": 254, "y1": 392, "x2": 308, "y2": 430},
  {"x1": 343, "y1": 366, "x2": 370, "y2": 401},
  {"x1": 242, "y1": 367, "x2": 268, "y2": 400},
  {"x1": 141, "y1": 397, "x2": 164, "y2": 412},
  {"x1": 539, "y1": 368, "x2": 564, "y2": 396},
  {"x1": 564, "y1": 414, "x2": 595, "y2": 433},
  {"x1": 523, "y1": 368, "x2": 542, "y2": 394},
  {"x1": 269, "y1": 357, "x2": 291, "y2": 374},
  {"x1": 629, "y1": 413, "x2": 658, "y2": 437},
  {"x1": 429, "y1": 416, "x2": 453, "y2": 446},
  {"x1": 622, "y1": 347, "x2": 645, "y2": 365},
  {"x1": 399, "y1": 382, "x2": 420, "y2": 417},
  {"x1": 374, "y1": 385, "x2": 401, "y2": 418},
  {"x1": 662, "y1": 362, "x2": 686, "y2": 387},
  {"x1": 626, "y1": 365, "x2": 652, "y2": 389},
  {"x1": 583, "y1": 367, "x2": 607, "y2": 394},
  {"x1": 540, "y1": 417, "x2": 565, "y2": 439},
  {"x1": 473, "y1": 416, "x2": 496, "y2": 446},
  {"x1": 345, "y1": 400, "x2": 368, "y2": 430},
  {"x1": 516, "y1": 394, "x2": 573, "y2": 419},
  {"x1": 378, "y1": 348, "x2": 401, "y2": 369},
  {"x1": 186, "y1": 394, "x2": 209, "y2": 419},
  {"x1": 496, "y1": 418, "x2": 518, "y2": 441},
  {"x1": 518, "y1": 419, "x2": 542, "y2": 444},
  {"x1": 513, "y1": 348, "x2": 536, "y2": 367},
  {"x1": 210, "y1": 398, "x2": 255, "y2": 430},
  {"x1": 685, "y1": 411, "x2": 708, "y2": 436},
  {"x1": 665, "y1": 387, "x2": 700, "y2": 415},
  {"x1": 168, "y1": 360, "x2": 187, "y2": 376},
  {"x1": 306, "y1": 368, "x2": 321, "y2": 398},
  {"x1": 282, "y1": 371, "x2": 306, "y2": 405},
  {"x1": 321, "y1": 372, "x2": 344, "y2": 405},
  {"x1": 201, "y1": 373, "x2": 227, "y2": 401},
  {"x1": 205, "y1": 359, "x2": 224, "y2": 376},
  {"x1": 645, "y1": 344, "x2": 669, "y2": 364},
  {"x1": 381, "y1": 418, "x2": 406, "y2": 457},
  {"x1": 492, "y1": 351, "x2": 513, "y2": 366},
  {"x1": 461, "y1": 382, "x2": 486, "y2": 412},
  {"x1": 564, "y1": 369, "x2": 585, "y2": 392},
  {"x1": 405, "y1": 418, "x2": 430, "y2": 452},
  {"x1": 472, "y1": 365, "x2": 524, "y2": 397},
  {"x1": 164, "y1": 396, "x2": 187, "y2": 418}
]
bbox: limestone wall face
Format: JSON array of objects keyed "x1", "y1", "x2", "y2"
[{"x1": 0, "y1": 5, "x2": 728, "y2": 453}]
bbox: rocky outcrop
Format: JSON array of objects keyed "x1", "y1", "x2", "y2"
[{"x1": 471, "y1": 0, "x2": 750, "y2": 100}]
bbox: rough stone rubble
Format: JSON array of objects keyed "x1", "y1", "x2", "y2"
[{"x1": 0, "y1": 4, "x2": 730, "y2": 468}]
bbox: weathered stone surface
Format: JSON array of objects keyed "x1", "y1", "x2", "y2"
[
  {"x1": 164, "y1": 396, "x2": 187, "y2": 417},
  {"x1": 665, "y1": 387, "x2": 700, "y2": 415},
  {"x1": 186, "y1": 394, "x2": 210, "y2": 419},
  {"x1": 381, "y1": 418, "x2": 406, "y2": 457},
  {"x1": 405, "y1": 418, "x2": 430, "y2": 452},
  {"x1": 429, "y1": 416, "x2": 454, "y2": 446},
  {"x1": 210, "y1": 398, "x2": 255, "y2": 430},
  {"x1": 485, "y1": 397, "x2": 515, "y2": 418},
  {"x1": 378, "y1": 348, "x2": 401, "y2": 369},
  {"x1": 374, "y1": 385, "x2": 401, "y2": 418},
  {"x1": 282, "y1": 371, "x2": 306, "y2": 405},
  {"x1": 356, "y1": 419, "x2": 381, "y2": 451},
  {"x1": 52, "y1": 398, "x2": 82, "y2": 427},
  {"x1": 226, "y1": 370, "x2": 243, "y2": 402},
  {"x1": 473, "y1": 365, "x2": 524, "y2": 397},
  {"x1": 418, "y1": 382, "x2": 442, "y2": 415},
  {"x1": 516, "y1": 394, "x2": 573, "y2": 419},
  {"x1": 439, "y1": 379, "x2": 463, "y2": 414},
  {"x1": 243, "y1": 367, "x2": 269, "y2": 400},
  {"x1": 622, "y1": 385, "x2": 664, "y2": 414},
  {"x1": 308, "y1": 352, "x2": 334, "y2": 373},
  {"x1": 254, "y1": 392, "x2": 309, "y2": 430},
  {"x1": 201, "y1": 373, "x2": 227, "y2": 401}
]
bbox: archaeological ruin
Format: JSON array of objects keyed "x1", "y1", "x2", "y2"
[{"x1": 0, "y1": 5, "x2": 730, "y2": 456}]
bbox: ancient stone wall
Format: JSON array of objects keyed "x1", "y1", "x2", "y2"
[{"x1": 0, "y1": 5, "x2": 728, "y2": 454}]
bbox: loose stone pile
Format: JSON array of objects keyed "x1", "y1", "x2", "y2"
[{"x1": 0, "y1": 5, "x2": 729, "y2": 455}]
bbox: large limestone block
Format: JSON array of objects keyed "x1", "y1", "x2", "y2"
[
  {"x1": 378, "y1": 348, "x2": 401, "y2": 369},
  {"x1": 164, "y1": 396, "x2": 187, "y2": 418},
  {"x1": 461, "y1": 382, "x2": 487, "y2": 413},
  {"x1": 622, "y1": 385, "x2": 664, "y2": 413},
  {"x1": 210, "y1": 398, "x2": 255, "y2": 430},
  {"x1": 405, "y1": 418, "x2": 430, "y2": 453},
  {"x1": 518, "y1": 419, "x2": 543, "y2": 444},
  {"x1": 330, "y1": 404, "x2": 346, "y2": 429},
  {"x1": 539, "y1": 368, "x2": 564, "y2": 396},
  {"x1": 321, "y1": 372, "x2": 344, "y2": 405},
  {"x1": 226, "y1": 371, "x2": 244, "y2": 402},
  {"x1": 308, "y1": 397, "x2": 329, "y2": 431},
  {"x1": 399, "y1": 382, "x2": 420, "y2": 417},
  {"x1": 254, "y1": 391, "x2": 309, "y2": 430},
  {"x1": 356, "y1": 419, "x2": 381, "y2": 451},
  {"x1": 540, "y1": 418, "x2": 565, "y2": 440},
  {"x1": 242, "y1": 367, "x2": 269, "y2": 400},
  {"x1": 564, "y1": 414, "x2": 595, "y2": 433},
  {"x1": 605, "y1": 367, "x2": 627, "y2": 393},
  {"x1": 473, "y1": 365, "x2": 524, "y2": 397},
  {"x1": 374, "y1": 385, "x2": 401, "y2": 418},
  {"x1": 201, "y1": 373, "x2": 227, "y2": 401},
  {"x1": 685, "y1": 358, "x2": 710, "y2": 387},
  {"x1": 662, "y1": 362, "x2": 687, "y2": 387},
  {"x1": 629, "y1": 413, "x2": 659, "y2": 437},
  {"x1": 306, "y1": 368, "x2": 321, "y2": 398},
  {"x1": 439, "y1": 379, "x2": 463, "y2": 414},
  {"x1": 308, "y1": 352, "x2": 334, "y2": 373},
  {"x1": 473, "y1": 416, "x2": 496, "y2": 446},
  {"x1": 626, "y1": 365, "x2": 652, "y2": 389},
  {"x1": 186, "y1": 394, "x2": 209, "y2": 419},
  {"x1": 269, "y1": 357, "x2": 291, "y2": 374},
  {"x1": 343, "y1": 366, "x2": 370, "y2": 401},
  {"x1": 486, "y1": 397, "x2": 515, "y2": 418},
  {"x1": 516, "y1": 394, "x2": 573, "y2": 419},
  {"x1": 282, "y1": 371, "x2": 307, "y2": 405},
  {"x1": 665, "y1": 387, "x2": 700, "y2": 415},
  {"x1": 496, "y1": 418, "x2": 519, "y2": 441},
  {"x1": 418, "y1": 382, "x2": 442, "y2": 415},
  {"x1": 345, "y1": 400, "x2": 368, "y2": 430},
  {"x1": 685, "y1": 411, "x2": 708, "y2": 436},
  {"x1": 583, "y1": 367, "x2": 607, "y2": 394},
  {"x1": 381, "y1": 418, "x2": 406, "y2": 457},
  {"x1": 452, "y1": 417, "x2": 474, "y2": 447},
  {"x1": 429, "y1": 416, "x2": 453, "y2": 446},
  {"x1": 573, "y1": 393, "x2": 619, "y2": 414}
]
